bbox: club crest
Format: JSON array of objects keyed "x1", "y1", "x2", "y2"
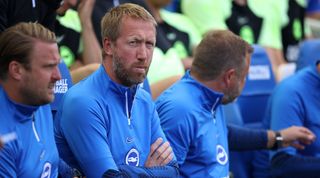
[{"x1": 125, "y1": 148, "x2": 139, "y2": 166}]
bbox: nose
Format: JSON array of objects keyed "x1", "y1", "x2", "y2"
[
  {"x1": 137, "y1": 45, "x2": 148, "y2": 61},
  {"x1": 52, "y1": 65, "x2": 62, "y2": 82}
]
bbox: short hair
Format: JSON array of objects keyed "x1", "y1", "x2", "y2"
[
  {"x1": 191, "y1": 30, "x2": 253, "y2": 81},
  {"x1": 0, "y1": 22, "x2": 56, "y2": 80},
  {"x1": 101, "y1": 3, "x2": 156, "y2": 42}
]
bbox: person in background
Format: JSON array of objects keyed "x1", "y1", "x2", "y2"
[
  {"x1": 181, "y1": 0, "x2": 286, "y2": 81},
  {"x1": 0, "y1": 0, "x2": 61, "y2": 31},
  {"x1": 54, "y1": 3, "x2": 178, "y2": 178},
  {"x1": 56, "y1": 0, "x2": 102, "y2": 73},
  {"x1": 266, "y1": 60, "x2": 320, "y2": 177}
]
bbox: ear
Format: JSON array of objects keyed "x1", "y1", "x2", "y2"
[
  {"x1": 223, "y1": 68, "x2": 236, "y2": 88},
  {"x1": 103, "y1": 37, "x2": 113, "y2": 56},
  {"x1": 8, "y1": 61, "x2": 24, "y2": 81}
]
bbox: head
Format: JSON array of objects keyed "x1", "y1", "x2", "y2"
[
  {"x1": 101, "y1": 3, "x2": 157, "y2": 87},
  {"x1": 191, "y1": 30, "x2": 253, "y2": 104},
  {"x1": 0, "y1": 22, "x2": 61, "y2": 105}
]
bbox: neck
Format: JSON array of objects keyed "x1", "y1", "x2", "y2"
[
  {"x1": 190, "y1": 71, "x2": 224, "y2": 93},
  {"x1": 1, "y1": 80, "x2": 25, "y2": 104}
]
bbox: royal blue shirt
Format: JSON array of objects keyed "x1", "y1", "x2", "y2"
[
  {"x1": 0, "y1": 86, "x2": 59, "y2": 177},
  {"x1": 270, "y1": 65, "x2": 320, "y2": 157},
  {"x1": 156, "y1": 71, "x2": 229, "y2": 178},
  {"x1": 268, "y1": 63, "x2": 320, "y2": 176},
  {"x1": 55, "y1": 65, "x2": 172, "y2": 178}
]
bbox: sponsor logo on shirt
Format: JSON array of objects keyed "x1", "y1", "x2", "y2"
[
  {"x1": 125, "y1": 148, "x2": 139, "y2": 166},
  {"x1": 54, "y1": 79, "x2": 68, "y2": 94},
  {"x1": 40, "y1": 162, "x2": 51, "y2": 178},
  {"x1": 216, "y1": 145, "x2": 228, "y2": 165}
]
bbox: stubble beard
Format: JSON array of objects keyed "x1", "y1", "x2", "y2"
[{"x1": 112, "y1": 55, "x2": 148, "y2": 87}]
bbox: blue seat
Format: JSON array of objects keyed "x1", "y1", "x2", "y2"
[
  {"x1": 51, "y1": 60, "x2": 73, "y2": 118},
  {"x1": 237, "y1": 45, "x2": 276, "y2": 126},
  {"x1": 296, "y1": 39, "x2": 320, "y2": 71}
]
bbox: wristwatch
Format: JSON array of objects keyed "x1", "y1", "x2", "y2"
[{"x1": 272, "y1": 131, "x2": 283, "y2": 150}]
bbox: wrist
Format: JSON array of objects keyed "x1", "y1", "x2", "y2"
[
  {"x1": 267, "y1": 130, "x2": 276, "y2": 149},
  {"x1": 271, "y1": 131, "x2": 283, "y2": 150}
]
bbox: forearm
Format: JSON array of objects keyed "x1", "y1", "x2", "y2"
[
  {"x1": 80, "y1": 20, "x2": 102, "y2": 64},
  {"x1": 271, "y1": 152, "x2": 320, "y2": 177},
  {"x1": 78, "y1": 0, "x2": 102, "y2": 65},
  {"x1": 228, "y1": 124, "x2": 268, "y2": 151}
]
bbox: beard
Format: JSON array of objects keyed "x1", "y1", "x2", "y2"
[
  {"x1": 221, "y1": 84, "x2": 241, "y2": 105},
  {"x1": 20, "y1": 75, "x2": 54, "y2": 106},
  {"x1": 112, "y1": 54, "x2": 148, "y2": 87}
]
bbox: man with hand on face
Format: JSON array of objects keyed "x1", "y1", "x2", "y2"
[
  {"x1": 0, "y1": 22, "x2": 63, "y2": 177},
  {"x1": 54, "y1": 3, "x2": 178, "y2": 178}
]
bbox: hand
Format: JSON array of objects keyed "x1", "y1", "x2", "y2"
[
  {"x1": 280, "y1": 126, "x2": 316, "y2": 149},
  {"x1": 77, "y1": 0, "x2": 96, "y2": 24},
  {"x1": 144, "y1": 138, "x2": 173, "y2": 167}
]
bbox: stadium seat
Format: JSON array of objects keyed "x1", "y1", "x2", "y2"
[
  {"x1": 296, "y1": 39, "x2": 320, "y2": 71},
  {"x1": 237, "y1": 45, "x2": 276, "y2": 127},
  {"x1": 51, "y1": 60, "x2": 73, "y2": 118}
]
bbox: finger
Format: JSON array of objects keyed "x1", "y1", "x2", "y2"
[
  {"x1": 153, "y1": 141, "x2": 170, "y2": 160},
  {"x1": 159, "y1": 145, "x2": 173, "y2": 165},
  {"x1": 297, "y1": 129, "x2": 316, "y2": 143},
  {"x1": 149, "y1": 138, "x2": 163, "y2": 157},
  {"x1": 161, "y1": 153, "x2": 174, "y2": 166},
  {"x1": 291, "y1": 142, "x2": 305, "y2": 150}
]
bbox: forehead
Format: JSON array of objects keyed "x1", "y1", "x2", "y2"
[
  {"x1": 118, "y1": 16, "x2": 156, "y2": 39},
  {"x1": 29, "y1": 40, "x2": 60, "y2": 63}
]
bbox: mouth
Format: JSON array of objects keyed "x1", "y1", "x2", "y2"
[
  {"x1": 48, "y1": 83, "x2": 55, "y2": 93},
  {"x1": 133, "y1": 66, "x2": 147, "y2": 74}
]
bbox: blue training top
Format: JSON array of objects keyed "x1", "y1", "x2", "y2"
[
  {"x1": 156, "y1": 71, "x2": 229, "y2": 178},
  {"x1": 271, "y1": 65, "x2": 320, "y2": 157},
  {"x1": 54, "y1": 65, "x2": 172, "y2": 178},
  {"x1": 267, "y1": 63, "x2": 320, "y2": 176},
  {"x1": 0, "y1": 86, "x2": 59, "y2": 177}
]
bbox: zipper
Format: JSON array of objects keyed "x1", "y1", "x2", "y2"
[
  {"x1": 125, "y1": 91, "x2": 131, "y2": 126},
  {"x1": 32, "y1": 0, "x2": 36, "y2": 8},
  {"x1": 31, "y1": 113, "x2": 40, "y2": 142},
  {"x1": 113, "y1": 0, "x2": 119, "y2": 6},
  {"x1": 211, "y1": 98, "x2": 220, "y2": 123}
]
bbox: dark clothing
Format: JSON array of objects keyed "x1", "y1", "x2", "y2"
[{"x1": 0, "y1": 0, "x2": 61, "y2": 32}]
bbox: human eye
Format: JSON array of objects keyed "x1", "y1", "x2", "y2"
[
  {"x1": 146, "y1": 41, "x2": 155, "y2": 49},
  {"x1": 129, "y1": 40, "x2": 138, "y2": 47}
]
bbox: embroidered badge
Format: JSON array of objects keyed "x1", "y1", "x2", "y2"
[
  {"x1": 216, "y1": 145, "x2": 228, "y2": 165},
  {"x1": 40, "y1": 162, "x2": 52, "y2": 178},
  {"x1": 125, "y1": 148, "x2": 139, "y2": 166}
]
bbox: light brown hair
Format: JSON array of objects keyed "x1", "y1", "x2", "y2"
[
  {"x1": 0, "y1": 22, "x2": 56, "y2": 80},
  {"x1": 191, "y1": 30, "x2": 253, "y2": 81}
]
